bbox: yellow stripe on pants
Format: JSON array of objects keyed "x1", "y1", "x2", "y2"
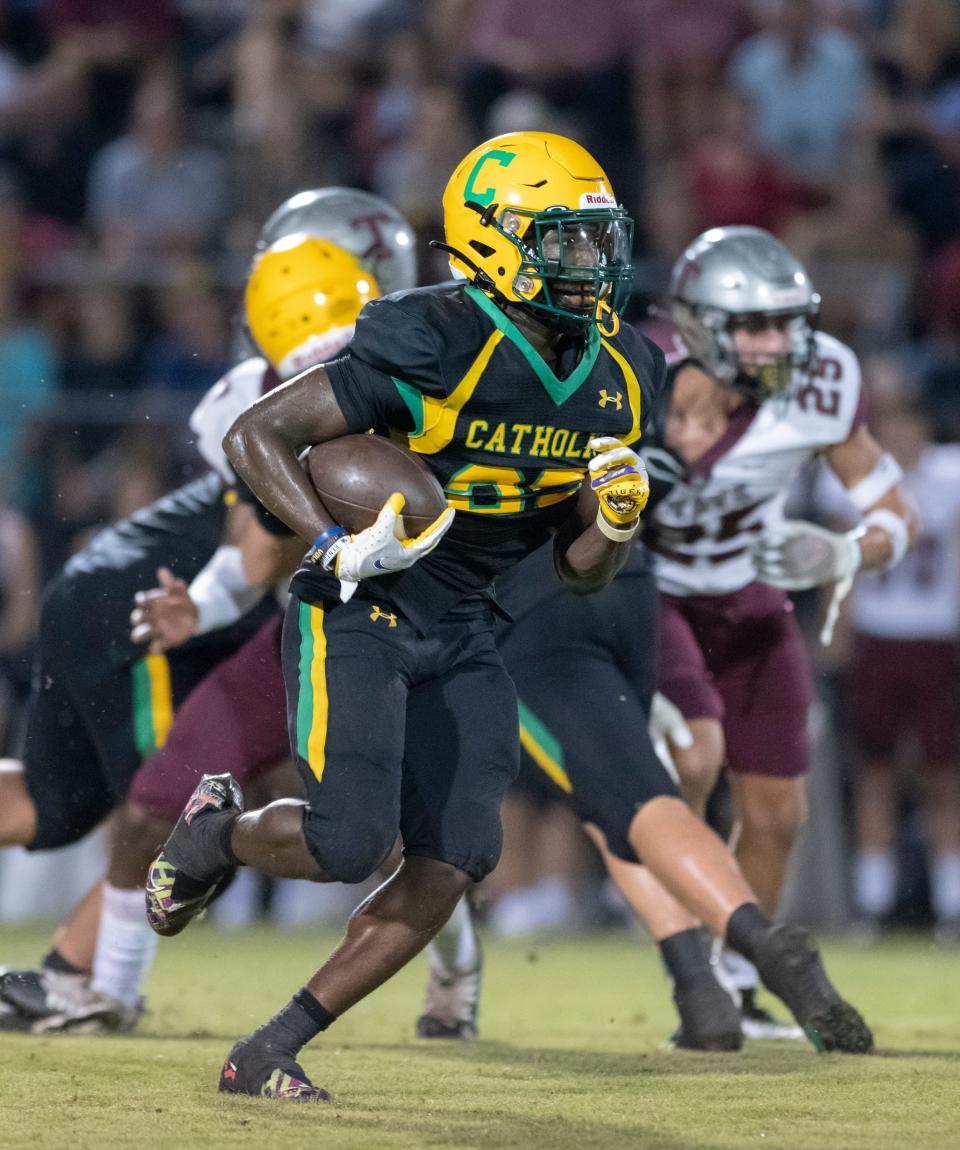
[
  {"x1": 307, "y1": 603, "x2": 329, "y2": 781},
  {"x1": 145, "y1": 654, "x2": 173, "y2": 749}
]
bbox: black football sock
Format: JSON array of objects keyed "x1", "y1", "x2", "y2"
[
  {"x1": 168, "y1": 810, "x2": 240, "y2": 897},
  {"x1": 41, "y1": 949, "x2": 84, "y2": 976},
  {"x1": 658, "y1": 928, "x2": 714, "y2": 987},
  {"x1": 251, "y1": 990, "x2": 337, "y2": 1059},
  {"x1": 723, "y1": 902, "x2": 774, "y2": 965}
]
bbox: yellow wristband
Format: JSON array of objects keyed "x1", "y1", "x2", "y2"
[{"x1": 595, "y1": 507, "x2": 639, "y2": 542}]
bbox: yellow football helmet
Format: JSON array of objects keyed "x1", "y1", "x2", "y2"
[
  {"x1": 245, "y1": 234, "x2": 380, "y2": 380},
  {"x1": 440, "y1": 132, "x2": 634, "y2": 326}
]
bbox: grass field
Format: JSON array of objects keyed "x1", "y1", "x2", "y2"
[{"x1": 0, "y1": 924, "x2": 958, "y2": 1150}]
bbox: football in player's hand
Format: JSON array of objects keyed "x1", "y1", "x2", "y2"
[{"x1": 307, "y1": 434, "x2": 447, "y2": 537}]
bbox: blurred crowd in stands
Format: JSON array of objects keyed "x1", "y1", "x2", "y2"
[{"x1": 2, "y1": 0, "x2": 960, "y2": 935}]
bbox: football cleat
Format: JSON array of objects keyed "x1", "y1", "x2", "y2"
[
  {"x1": 669, "y1": 975, "x2": 743, "y2": 1052},
  {"x1": 219, "y1": 1037, "x2": 331, "y2": 1102},
  {"x1": 0, "y1": 967, "x2": 143, "y2": 1034},
  {"x1": 0, "y1": 999, "x2": 32, "y2": 1031},
  {"x1": 146, "y1": 773, "x2": 244, "y2": 937},
  {"x1": 415, "y1": 953, "x2": 482, "y2": 1040},
  {"x1": 752, "y1": 923, "x2": 873, "y2": 1054},
  {"x1": 739, "y1": 987, "x2": 803, "y2": 1041}
]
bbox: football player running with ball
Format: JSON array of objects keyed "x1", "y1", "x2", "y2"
[{"x1": 147, "y1": 134, "x2": 872, "y2": 1103}]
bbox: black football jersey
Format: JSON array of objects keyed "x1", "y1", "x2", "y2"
[
  {"x1": 291, "y1": 282, "x2": 666, "y2": 631},
  {"x1": 56, "y1": 473, "x2": 272, "y2": 669}
]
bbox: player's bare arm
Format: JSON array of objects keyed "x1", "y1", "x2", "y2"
[
  {"x1": 223, "y1": 365, "x2": 349, "y2": 543},
  {"x1": 554, "y1": 476, "x2": 635, "y2": 592},
  {"x1": 131, "y1": 506, "x2": 305, "y2": 652},
  {"x1": 554, "y1": 436, "x2": 651, "y2": 593}
]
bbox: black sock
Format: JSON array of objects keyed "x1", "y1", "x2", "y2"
[
  {"x1": 251, "y1": 990, "x2": 337, "y2": 1059},
  {"x1": 724, "y1": 902, "x2": 773, "y2": 965},
  {"x1": 41, "y1": 948, "x2": 83, "y2": 975},
  {"x1": 658, "y1": 928, "x2": 714, "y2": 988},
  {"x1": 170, "y1": 810, "x2": 240, "y2": 896}
]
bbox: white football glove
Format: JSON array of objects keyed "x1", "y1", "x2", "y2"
[
  {"x1": 648, "y1": 692, "x2": 692, "y2": 785},
  {"x1": 331, "y1": 493, "x2": 455, "y2": 583},
  {"x1": 649, "y1": 691, "x2": 694, "y2": 750},
  {"x1": 751, "y1": 519, "x2": 862, "y2": 591}
]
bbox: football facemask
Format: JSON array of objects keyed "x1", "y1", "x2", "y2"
[{"x1": 441, "y1": 132, "x2": 634, "y2": 328}]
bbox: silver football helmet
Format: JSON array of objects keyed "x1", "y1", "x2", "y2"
[
  {"x1": 669, "y1": 226, "x2": 820, "y2": 397},
  {"x1": 256, "y1": 188, "x2": 417, "y2": 296}
]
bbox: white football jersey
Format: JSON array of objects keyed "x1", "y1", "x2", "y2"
[
  {"x1": 643, "y1": 331, "x2": 863, "y2": 597},
  {"x1": 852, "y1": 445, "x2": 960, "y2": 640},
  {"x1": 189, "y1": 357, "x2": 276, "y2": 484}
]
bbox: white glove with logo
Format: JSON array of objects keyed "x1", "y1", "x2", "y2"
[
  {"x1": 327, "y1": 493, "x2": 455, "y2": 583},
  {"x1": 751, "y1": 519, "x2": 862, "y2": 590}
]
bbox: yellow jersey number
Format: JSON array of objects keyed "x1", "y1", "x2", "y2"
[{"x1": 446, "y1": 464, "x2": 582, "y2": 515}]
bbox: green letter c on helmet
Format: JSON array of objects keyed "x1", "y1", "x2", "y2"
[{"x1": 463, "y1": 150, "x2": 517, "y2": 207}]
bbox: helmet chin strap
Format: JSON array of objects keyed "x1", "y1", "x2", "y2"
[{"x1": 428, "y1": 239, "x2": 507, "y2": 303}]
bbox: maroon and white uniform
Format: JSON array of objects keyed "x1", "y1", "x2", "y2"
[
  {"x1": 847, "y1": 446, "x2": 960, "y2": 767},
  {"x1": 644, "y1": 329, "x2": 865, "y2": 778}
]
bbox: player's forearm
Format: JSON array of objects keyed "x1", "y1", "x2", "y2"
[
  {"x1": 555, "y1": 523, "x2": 632, "y2": 593},
  {"x1": 856, "y1": 494, "x2": 920, "y2": 572},
  {"x1": 224, "y1": 420, "x2": 332, "y2": 543}
]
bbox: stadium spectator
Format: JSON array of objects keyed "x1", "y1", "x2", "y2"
[
  {"x1": 864, "y1": 0, "x2": 960, "y2": 252},
  {"x1": 142, "y1": 268, "x2": 232, "y2": 397},
  {"x1": 42, "y1": 0, "x2": 177, "y2": 140},
  {"x1": 729, "y1": 0, "x2": 868, "y2": 179},
  {"x1": 450, "y1": 0, "x2": 637, "y2": 204},
  {"x1": 686, "y1": 90, "x2": 821, "y2": 236},
  {"x1": 783, "y1": 165, "x2": 917, "y2": 346},
  {"x1": 0, "y1": 275, "x2": 59, "y2": 495},
  {"x1": 0, "y1": 503, "x2": 41, "y2": 756},
  {"x1": 86, "y1": 70, "x2": 229, "y2": 266},
  {"x1": 60, "y1": 281, "x2": 141, "y2": 395},
  {"x1": 632, "y1": 0, "x2": 750, "y2": 162}
]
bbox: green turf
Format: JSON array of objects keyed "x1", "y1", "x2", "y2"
[{"x1": 1, "y1": 925, "x2": 958, "y2": 1149}]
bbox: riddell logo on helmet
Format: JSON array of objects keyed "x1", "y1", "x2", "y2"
[{"x1": 580, "y1": 192, "x2": 616, "y2": 207}]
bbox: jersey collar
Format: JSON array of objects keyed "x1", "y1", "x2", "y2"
[{"x1": 464, "y1": 284, "x2": 600, "y2": 406}]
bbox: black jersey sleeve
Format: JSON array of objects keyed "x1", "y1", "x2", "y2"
[{"x1": 325, "y1": 295, "x2": 449, "y2": 435}]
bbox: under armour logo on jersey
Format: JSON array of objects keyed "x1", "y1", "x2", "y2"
[
  {"x1": 370, "y1": 605, "x2": 397, "y2": 628},
  {"x1": 598, "y1": 389, "x2": 623, "y2": 410}
]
